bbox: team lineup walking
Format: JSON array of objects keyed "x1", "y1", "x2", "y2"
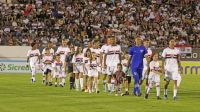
[{"x1": 27, "y1": 37, "x2": 182, "y2": 100}]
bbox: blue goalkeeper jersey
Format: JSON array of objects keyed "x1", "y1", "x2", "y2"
[{"x1": 129, "y1": 45, "x2": 147, "y2": 69}]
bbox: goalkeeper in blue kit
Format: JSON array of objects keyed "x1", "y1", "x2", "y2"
[{"x1": 129, "y1": 37, "x2": 148, "y2": 96}]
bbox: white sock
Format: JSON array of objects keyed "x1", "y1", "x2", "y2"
[
  {"x1": 173, "y1": 88, "x2": 177, "y2": 97},
  {"x1": 55, "y1": 82, "x2": 57, "y2": 85},
  {"x1": 145, "y1": 86, "x2": 148, "y2": 91},
  {"x1": 156, "y1": 86, "x2": 160, "y2": 96},
  {"x1": 164, "y1": 89, "x2": 168, "y2": 95},
  {"x1": 125, "y1": 88, "x2": 128, "y2": 92},
  {"x1": 80, "y1": 78, "x2": 84, "y2": 90},
  {"x1": 75, "y1": 79, "x2": 79, "y2": 90},
  {"x1": 62, "y1": 78, "x2": 65, "y2": 84},
  {"x1": 146, "y1": 87, "x2": 151, "y2": 94},
  {"x1": 108, "y1": 83, "x2": 111, "y2": 92},
  {"x1": 111, "y1": 84, "x2": 115, "y2": 92}
]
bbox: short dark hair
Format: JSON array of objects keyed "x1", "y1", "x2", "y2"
[
  {"x1": 31, "y1": 42, "x2": 36, "y2": 47},
  {"x1": 117, "y1": 63, "x2": 122, "y2": 67}
]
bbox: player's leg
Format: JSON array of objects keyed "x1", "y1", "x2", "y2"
[
  {"x1": 48, "y1": 69, "x2": 53, "y2": 86},
  {"x1": 78, "y1": 66, "x2": 84, "y2": 91},
  {"x1": 102, "y1": 74, "x2": 107, "y2": 92},
  {"x1": 173, "y1": 80, "x2": 178, "y2": 100},
  {"x1": 55, "y1": 75, "x2": 58, "y2": 87},
  {"x1": 54, "y1": 73, "x2": 58, "y2": 87},
  {"x1": 69, "y1": 72, "x2": 74, "y2": 90},
  {"x1": 94, "y1": 76, "x2": 99, "y2": 93},
  {"x1": 30, "y1": 63, "x2": 36, "y2": 83},
  {"x1": 88, "y1": 76, "x2": 93, "y2": 94},
  {"x1": 177, "y1": 74, "x2": 182, "y2": 87},
  {"x1": 172, "y1": 72, "x2": 179, "y2": 100},
  {"x1": 164, "y1": 71, "x2": 171, "y2": 99},
  {"x1": 61, "y1": 71, "x2": 66, "y2": 86},
  {"x1": 75, "y1": 73, "x2": 80, "y2": 91},
  {"x1": 132, "y1": 71, "x2": 140, "y2": 96},
  {"x1": 156, "y1": 82, "x2": 161, "y2": 100},
  {"x1": 44, "y1": 69, "x2": 48, "y2": 86},
  {"x1": 83, "y1": 74, "x2": 88, "y2": 92},
  {"x1": 145, "y1": 81, "x2": 152, "y2": 99},
  {"x1": 79, "y1": 72, "x2": 84, "y2": 91},
  {"x1": 107, "y1": 66, "x2": 112, "y2": 93}
]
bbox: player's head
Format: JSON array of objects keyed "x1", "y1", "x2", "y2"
[
  {"x1": 169, "y1": 38, "x2": 175, "y2": 48},
  {"x1": 107, "y1": 37, "x2": 111, "y2": 45},
  {"x1": 76, "y1": 46, "x2": 83, "y2": 55},
  {"x1": 117, "y1": 63, "x2": 122, "y2": 71},
  {"x1": 85, "y1": 48, "x2": 92, "y2": 58},
  {"x1": 94, "y1": 40, "x2": 100, "y2": 48},
  {"x1": 91, "y1": 52, "x2": 96, "y2": 60},
  {"x1": 143, "y1": 38, "x2": 150, "y2": 48},
  {"x1": 55, "y1": 54, "x2": 61, "y2": 60},
  {"x1": 152, "y1": 51, "x2": 159, "y2": 61},
  {"x1": 31, "y1": 42, "x2": 37, "y2": 49},
  {"x1": 62, "y1": 39, "x2": 68, "y2": 47},
  {"x1": 88, "y1": 40, "x2": 93, "y2": 48},
  {"x1": 110, "y1": 36, "x2": 116, "y2": 45},
  {"x1": 135, "y1": 37, "x2": 142, "y2": 46},
  {"x1": 70, "y1": 46, "x2": 75, "y2": 54},
  {"x1": 124, "y1": 52, "x2": 130, "y2": 60},
  {"x1": 45, "y1": 48, "x2": 50, "y2": 54},
  {"x1": 47, "y1": 41, "x2": 53, "y2": 48}
]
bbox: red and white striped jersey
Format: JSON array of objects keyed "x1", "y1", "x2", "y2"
[
  {"x1": 56, "y1": 46, "x2": 70, "y2": 63},
  {"x1": 106, "y1": 45, "x2": 121, "y2": 66},
  {"x1": 162, "y1": 47, "x2": 180, "y2": 71}
]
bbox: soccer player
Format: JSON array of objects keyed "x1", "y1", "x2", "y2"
[
  {"x1": 162, "y1": 38, "x2": 181, "y2": 100},
  {"x1": 72, "y1": 46, "x2": 84, "y2": 91},
  {"x1": 52, "y1": 54, "x2": 63, "y2": 87},
  {"x1": 145, "y1": 52, "x2": 161, "y2": 100},
  {"x1": 129, "y1": 37, "x2": 147, "y2": 96},
  {"x1": 42, "y1": 48, "x2": 54, "y2": 86},
  {"x1": 27, "y1": 42, "x2": 41, "y2": 83},
  {"x1": 100, "y1": 37, "x2": 111, "y2": 92},
  {"x1": 140, "y1": 39, "x2": 152, "y2": 90},
  {"x1": 41, "y1": 42, "x2": 55, "y2": 84},
  {"x1": 91, "y1": 40, "x2": 101, "y2": 91},
  {"x1": 113, "y1": 63, "x2": 126, "y2": 96},
  {"x1": 104, "y1": 36, "x2": 121, "y2": 93},
  {"x1": 66, "y1": 46, "x2": 75, "y2": 90},
  {"x1": 83, "y1": 49, "x2": 92, "y2": 92},
  {"x1": 121, "y1": 52, "x2": 131, "y2": 95},
  {"x1": 56, "y1": 39, "x2": 71, "y2": 86},
  {"x1": 88, "y1": 52, "x2": 99, "y2": 94}
]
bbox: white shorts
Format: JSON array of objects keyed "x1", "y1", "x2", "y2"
[
  {"x1": 165, "y1": 70, "x2": 180, "y2": 81},
  {"x1": 73, "y1": 65, "x2": 83, "y2": 74},
  {"x1": 107, "y1": 66, "x2": 117, "y2": 75},
  {"x1": 43, "y1": 64, "x2": 53, "y2": 73},
  {"x1": 53, "y1": 71, "x2": 62, "y2": 78},
  {"x1": 88, "y1": 69, "x2": 98, "y2": 77},
  {"x1": 142, "y1": 68, "x2": 148, "y2": 80},
  {"x1": 148, "y1": 73, "x2": 160, "y2": 84}
]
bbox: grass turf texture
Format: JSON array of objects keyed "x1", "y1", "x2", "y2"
[{"x1": 0, "y1": 74, "x2": 200, "y2": 112}]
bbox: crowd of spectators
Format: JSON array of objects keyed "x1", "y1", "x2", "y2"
[{"x1": 0, "y1": 0, "x2": 200, "y2": 48}]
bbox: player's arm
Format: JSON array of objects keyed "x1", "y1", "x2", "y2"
[
  {"x1": 104, "y1": 53, "x2": 107, "y2": 68},
  {"x1": 100, "y1": 52, "x2": 103, "y2": 67}
]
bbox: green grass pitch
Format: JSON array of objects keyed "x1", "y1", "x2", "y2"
[{"x1": 0, "y1": 73, "x2": 200, "y2": 112}]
